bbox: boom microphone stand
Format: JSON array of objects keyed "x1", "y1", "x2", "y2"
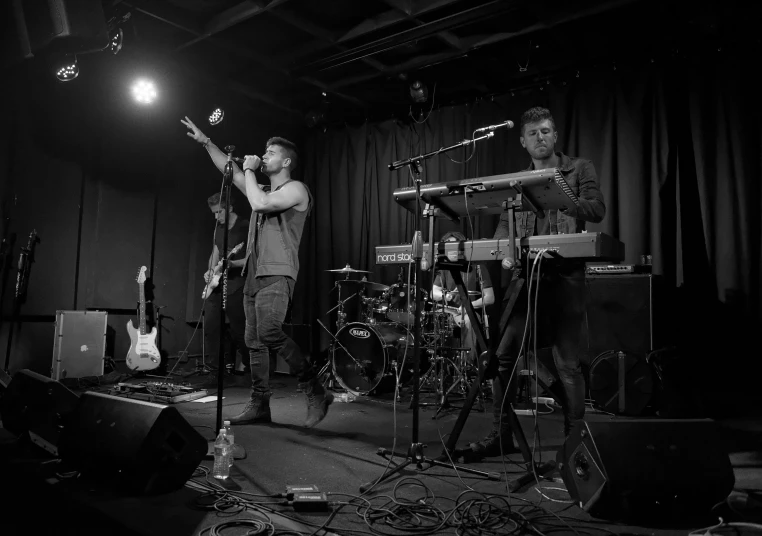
[{"x1": 360, "y1": 134, "x2": 500, "y2": 493}]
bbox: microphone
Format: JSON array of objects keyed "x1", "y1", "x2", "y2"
[{"x1": 475, "y1": 120, "x2": 514, "y2": 133}]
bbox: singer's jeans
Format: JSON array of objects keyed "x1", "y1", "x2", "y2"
[
  {"x1": 243, "y1": 278, "x2": 314, "y2": 400},
  {"x1": 495, "y1": 261, "x2": 587, "y2": 433}
]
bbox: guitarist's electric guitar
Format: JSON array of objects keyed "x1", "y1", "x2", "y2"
[
  {"x1": 201, "y1": 242, "x2": 244, "y2": 300},
  {"x1": 126, "y1": 266, "x2": 161, "y2": 371}
]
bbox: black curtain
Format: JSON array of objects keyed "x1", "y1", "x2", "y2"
[{"x1": 298, "y1": 53, "x2": 760, "y2": 400}]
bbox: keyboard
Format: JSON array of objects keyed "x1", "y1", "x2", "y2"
[
  {"x1": 375, "y1": 233, "x2": 625, "y2": 265},
  {"x1": 393, "y1": 168, "x2": 579, "y2": 217}
]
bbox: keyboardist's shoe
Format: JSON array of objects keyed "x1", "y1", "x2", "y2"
[
  {"x1": 468, "y1": 372, "x2": 519, "y2": 458},
  {"x1": 469, "y1": 428, "x2": 519, "y2": 458}
]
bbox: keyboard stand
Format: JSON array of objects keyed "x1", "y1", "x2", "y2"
[{"x1": 435, "y1": 195, "x2": 556, "y2": 492}]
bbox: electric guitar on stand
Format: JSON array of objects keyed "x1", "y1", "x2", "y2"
[
  {"x1": 201, "y1": 242, "x2": 243, "y2": 300},
  {"x1": 126, "y1": 266, "x2": 161, "y2": 371}
]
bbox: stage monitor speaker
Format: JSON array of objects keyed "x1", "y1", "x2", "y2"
[
  {"x1": 58, "y1": 392, "x2": 208, "y2": 495},
  {"x1": 0, "y1": 369, "x2": 79, "y2": 455},
  {"x1": 557, "y1": 416, "x2": 734, "y2": 522}
]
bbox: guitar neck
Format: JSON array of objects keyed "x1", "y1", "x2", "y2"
[{"x1": 139, "y1": 282, "x2": 147, "y2": 335}]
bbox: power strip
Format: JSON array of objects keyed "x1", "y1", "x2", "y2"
[
  {"x1": 514, "y1": 409, "x2": 537, "y2": 416},
  {"x1": 532, "y1": 397, "x2": 556, "y2": 405}
]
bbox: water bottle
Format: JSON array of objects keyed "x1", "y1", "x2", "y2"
[
  {"x1": 212, "y1": 428, "x2": 231, "y2": 479},
  {"x1": 224, "y1": 420, "x2": 235, "y2": 467}
]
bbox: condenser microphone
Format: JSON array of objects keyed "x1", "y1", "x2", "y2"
[{"x1": 474, "y1": 120, "x2": 514, "y2": 133}]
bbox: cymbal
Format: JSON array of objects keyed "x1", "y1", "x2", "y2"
[
  {"x1": 358, "y1": 281, "x2": 388, "y2": 292},
  {"x1": 327, "y1": 264, "x2": 371, "y2": 274}
]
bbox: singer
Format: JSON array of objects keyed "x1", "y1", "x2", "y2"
[
  {"x1": 181, "y1": 116, "x2": 333, "y2": 428},
  {"x1": 467, "y1": 106, "x2": 606, "y2": 460}
]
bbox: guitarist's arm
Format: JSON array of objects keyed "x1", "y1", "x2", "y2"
[{"x1": 205, "y1": 245, "x2": 220, "y2": 282}]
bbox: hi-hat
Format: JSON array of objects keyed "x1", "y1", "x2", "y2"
[{"x1": 327, "y1": 264, "x2": 371, "y2": 274}]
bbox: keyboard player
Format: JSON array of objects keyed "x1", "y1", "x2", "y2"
[{"x1": 469, "y1": 106, "x2": 606, "y2": 459}]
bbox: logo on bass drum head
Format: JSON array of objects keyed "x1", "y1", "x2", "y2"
[{"x1": 349, "y1": 328, "x2": 370, "y2": 339}]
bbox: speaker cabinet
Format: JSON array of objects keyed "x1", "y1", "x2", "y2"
[
  {"x1": 582, "y1": 274, "x2": 668, "y2": 366},
  {"x1": 557, "y1": 416, "x2": 734, "y2": 522},
  {"x1": 0, "y1": 369, "x2": 79, "y2": 455},
  {"x1": 51, "y1": 310, "x2": 107, "y2": 380},
  {"x1": 58, "y1": 392, "x2": 207, "y2": 495}
]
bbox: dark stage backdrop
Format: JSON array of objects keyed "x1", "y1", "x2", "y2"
[
  {"x1": 0, "y1": 51, "x2": 304, "y2": 375},
  {"x1": 300, "y1": 56, "x2": 760, "y2": 398}
]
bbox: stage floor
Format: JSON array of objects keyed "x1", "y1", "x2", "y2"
[{"x1": 2, "y1": 370, "x2": 761, "y2": 536}]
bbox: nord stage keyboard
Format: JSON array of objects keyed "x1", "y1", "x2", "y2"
[{"x1": 375, "y1": 233, "x2": 625, "y2": 265}]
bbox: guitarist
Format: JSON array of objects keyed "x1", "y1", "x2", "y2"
[
  {"x1": 204, "y1": 193, "x2": 249, "y2": 376},
  {"x1": 431, "y1": 231, "x2": 495, "y2": 361}
]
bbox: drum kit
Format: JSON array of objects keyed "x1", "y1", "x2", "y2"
[{"x1": 319, "y1": 263, "x2": 483, "y2": 409}]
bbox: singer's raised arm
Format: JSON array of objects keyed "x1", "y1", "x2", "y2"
[{"x1": 181, "y1": 116, "x2": 247, "y2": 194}]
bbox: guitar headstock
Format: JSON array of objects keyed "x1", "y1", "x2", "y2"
[{"x1": 136, "y1": 266, "x2": 147, "y2": 284}]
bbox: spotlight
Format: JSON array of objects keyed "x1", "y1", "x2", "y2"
[
  {"x1": 110, "y1": 28, "x2": 123, "y2": 55},
  {"x1": 131, "y1": 79, "x2": 157, "y2": 104},
  {"x1": 409, "y1": 80, "x2": 428, "y2": 103},
  {"x1": 55, "y1": 55, "x2": 79, "y2": 82},
  {"x1": 208, "y1": 108, "x2": 224, "y2": 125}
]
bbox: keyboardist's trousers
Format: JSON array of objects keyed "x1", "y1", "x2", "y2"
[{"x1": 495, "y1": 260, "x2": 586, "y2": 435}]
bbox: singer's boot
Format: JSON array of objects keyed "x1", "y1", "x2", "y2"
[
  {"x1": 229, "y1": 392, "x2": 271, "y2": 425},
  {"x1": 469, "y1": 372, "x2": 519, "y2": 458},
  {"x1": 301, "y1": 377, "x2": 334, "y2": 428}
]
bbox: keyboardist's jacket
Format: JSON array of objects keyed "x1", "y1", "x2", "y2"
[{"x1": 493, "y1": 152, "x2": 606, "y2": 239}]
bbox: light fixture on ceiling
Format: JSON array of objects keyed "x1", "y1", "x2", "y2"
[
  {"x1": 109, "y1": 28, "x2": 123, "y2": 55},
  {"x1": 409, "y1": 80, "x2": 428, "y2": 103},
  {"x1": 208, "y1": 108, "x2": 224, "y2": 125},
  {"x1": 131, "y1": 79, "x2": 157, "y2": 104},
  {"x1": 55, "y1": 55, "x2": 79, "y2": 82}
]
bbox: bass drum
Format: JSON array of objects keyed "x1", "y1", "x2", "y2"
[{"x1": 332, "y1": 322, "x2": 422, "y2": 396}]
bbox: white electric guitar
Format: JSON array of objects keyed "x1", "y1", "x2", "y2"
[
  {"x1": 201, "y1": 242, "x2": 244, "y2": 300},
  {"x1": 125, "y1": 266, "x2": 161, "y2": 371}
]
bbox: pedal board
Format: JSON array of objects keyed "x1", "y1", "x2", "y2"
[{"x1": 110, "y1": 381, "x2": 208, "y2": 404}]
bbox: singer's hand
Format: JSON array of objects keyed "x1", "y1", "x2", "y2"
[
  {"x1": 181, "y1": 116, "x2": 208, "y2": 145},
  {"x1": 243, "y1": 154, "x2": 262, "y2": 171}
]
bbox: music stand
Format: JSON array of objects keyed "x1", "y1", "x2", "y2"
[{"x1": 360, "y1": 134, "x2": 503, "y2": 493}]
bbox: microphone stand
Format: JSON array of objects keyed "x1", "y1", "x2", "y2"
[
  {"x1": 360, "y1": 134, "x2": 500, "y2": 492},
  {"x1": 206, "y1": 146, "x2": 246, "y2": 461}
]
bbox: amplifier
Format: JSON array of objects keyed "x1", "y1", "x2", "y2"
[
  {"x1": 581, "y1": 275, "x2": 666, "y2": 366},
  {"x1": 51, "y1": 310, "x2": 108, "y2": 380}
]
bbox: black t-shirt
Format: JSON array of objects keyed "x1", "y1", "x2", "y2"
[
  {"x1": 214, "y1": 217, "x2": 248, "y2": 294},
  {"x1": 433, "y1": 265, "x2": 492, "y2": 307}
]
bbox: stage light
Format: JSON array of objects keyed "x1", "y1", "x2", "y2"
[
  {"x1": 208, "y1": 108, "x2": 224, "y2": 125},
  {"x1": 55, "y1": 55, "x2": 79, "y2": 82},
  {"x1": 409, "y1": 80, "x2": 428, "y2": 103},
  {"x1": 131, "y1": 79, "x2": 157, "y2": 104},
  {"x1": 110, "y1": 28, "x2": 123, "y2": 55}
]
